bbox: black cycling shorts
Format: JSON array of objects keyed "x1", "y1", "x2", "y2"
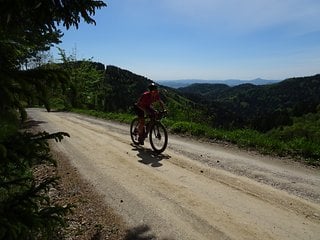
[
  {"x1": 134, "y1": 104, "x2": 144, "y2": 118},
  {"x1": 134, "y1": 104, "x2": 156, "y2": 118}
]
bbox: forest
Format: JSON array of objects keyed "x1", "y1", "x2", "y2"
[{"x1": 177, "y1": 74, "x2": 320, "y2": 131}]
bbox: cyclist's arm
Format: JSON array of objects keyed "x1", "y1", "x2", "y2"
[{"x1": 158, "y1": 99, "x2": 165, "y2": 111}]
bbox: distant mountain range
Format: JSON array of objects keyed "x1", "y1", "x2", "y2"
[
  {"x1": 156, "y1": 78, "x2": 281, "y2": 88},
  {"x1": 175, "y1": 74, "x2": 320, "y2": 130}
]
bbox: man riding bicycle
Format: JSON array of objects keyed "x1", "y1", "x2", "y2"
[{"x1": 134, "y1": 83, "x2": 165, "y2": 145}]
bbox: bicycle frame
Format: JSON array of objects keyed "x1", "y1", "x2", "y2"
[{"x1": 130, "y1": 111, "x2": 168, "y2": 153}]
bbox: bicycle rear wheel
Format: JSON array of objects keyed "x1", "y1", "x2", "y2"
[
  {"x1": 149, "y1": 122, "x2": 168, "y2": 154},
  {"x1": 130, "y1": 118, "x2": 140, "y2": 145}
]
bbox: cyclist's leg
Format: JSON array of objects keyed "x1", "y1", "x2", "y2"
[
  {"x1": 138, "y1": 117, "x2": 145, "y2": 143},
  {"x1": 134, "y1": 104, "x2": 145, "y2": 144},
  {"x1": 145, "y1": 107, "x2": 157, "y2": 133}
]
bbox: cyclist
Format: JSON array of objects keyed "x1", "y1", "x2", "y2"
[{"x1": 134, "y1": 83, "x2": 165, "y2": 145}]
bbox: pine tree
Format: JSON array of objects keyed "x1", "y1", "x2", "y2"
[{"x1": 0, "y1": 1, "x2": 106, "y2": 238}]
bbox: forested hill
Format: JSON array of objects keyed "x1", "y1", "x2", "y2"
[
  {"x1": 49, "y1": 61, "x2": 319, "y2": 132},
  {"x1": 177, "y1": 74, "x2": 320, "y2": 131},
  {"x1": 103, "y1": 65, "x2": 180, "y2": 111},
  {"x1": 102, "y1": 66, "x2": 202, "y2": 121},
  {"x1": 103, "y1": 65, "x2": 153, "y2": 112}
]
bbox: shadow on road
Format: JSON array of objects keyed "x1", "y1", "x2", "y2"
[
  {"x1": 23, "y1": 120, "x2": 47, "y2": 129},
  {"x1": 124, "y1": 224, "x2": 173, "y2": 240},
  {"x1": 131, "y1": 144, "x2": 171, "y2": 167}
]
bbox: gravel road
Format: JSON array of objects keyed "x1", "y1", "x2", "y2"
[{"x1": 27, "y1": 108, "x2": 320, "y2": 240}]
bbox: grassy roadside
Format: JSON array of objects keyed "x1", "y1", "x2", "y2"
[{"x1": 72, "y1": 108, "x2": 320, "y2": 166}]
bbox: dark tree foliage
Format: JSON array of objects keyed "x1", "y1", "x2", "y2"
[
  {"x1": 103, "y1": 65, "x2": 153, "y2": 112},
  {"x1": 0, "y1": 131, "x2": 71, "y2": 239},
  {"x1": 0, "y1": 0, "x2": 106, "y2": 239},
  {"x1": 0, "y1": 0, "x2": 106, "y2": 115},
  {"x1": 178, "y1": 74, "x2": 320, "y2": 131}
]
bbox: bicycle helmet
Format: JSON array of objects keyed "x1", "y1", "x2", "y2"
[{"x1": 148, "y1": 82, "x2": 158, "y2": 91}]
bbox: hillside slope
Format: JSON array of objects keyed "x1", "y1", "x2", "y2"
[
  {"x1": 178, "y1": 74, "x2": 320, "y2": 130},
  {"x1": 103, "y1": 65, "x2": 203, "y2": 122}
]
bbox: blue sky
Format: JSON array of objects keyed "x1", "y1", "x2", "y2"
[{"x1": 53, "y1": 0, "x2": 320, "y2": 81}]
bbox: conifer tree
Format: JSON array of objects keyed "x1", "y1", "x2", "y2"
[{"x1": 0, "y1": 1, "x2": 106, "y2": 238}]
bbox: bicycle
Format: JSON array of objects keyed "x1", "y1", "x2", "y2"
[{"x1": 130, "y1": 111, "x2": 168, "y2": 154}]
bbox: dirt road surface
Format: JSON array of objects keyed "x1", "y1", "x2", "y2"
[{"x1": 27, "y1": 108, "x2": 320, "y2": 240}]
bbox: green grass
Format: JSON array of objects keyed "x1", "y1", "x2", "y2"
[{"x1": 71, "y1": 109, "x2": 320, "y2": 166}]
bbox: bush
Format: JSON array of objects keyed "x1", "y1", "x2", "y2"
[
  {"x1": 50, "y1": 97, "x2": 67, "y2": 111},
  {"x1": 0, "y1": 111, "x2": 19, "y2": 142},
  {"x1": 171, "y1": 122, "x2": 192, "y2": 134},
  {"x1": 0, "y1": 131, "x2": 72, "y2": 239},
  {"x1": 287, "y1": 138, "x2": 320, "y2": 159}
]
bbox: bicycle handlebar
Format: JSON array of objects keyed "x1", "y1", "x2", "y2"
[
  {"x1": 147, "y1": 110, "x2": 167, "y2": 120},
  {"x1": 156, "y1": 110, "x2": 168, "y2": 119}
]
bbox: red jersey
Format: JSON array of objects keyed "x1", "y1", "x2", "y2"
[{"x1": 137, "y1": 91, "x2": 160, "y2": 109}]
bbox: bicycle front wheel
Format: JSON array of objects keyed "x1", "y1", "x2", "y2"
[
  {"x1": 130, "y1": 118, "x2": 140, "y2": 145},
  {"x1": 149, "y1": 122, "x2": 168, "y2": 154}
]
